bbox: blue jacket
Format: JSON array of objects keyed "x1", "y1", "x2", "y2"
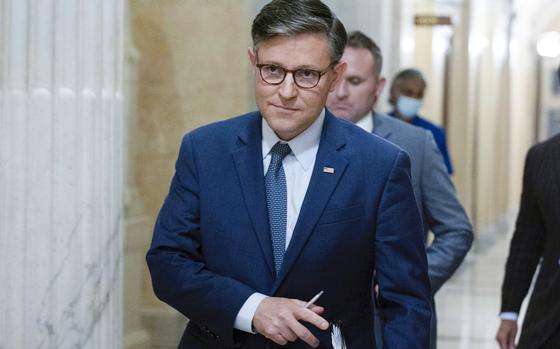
[{"x1": 147, "y1": 110, "x2": 432, "y2": 348}]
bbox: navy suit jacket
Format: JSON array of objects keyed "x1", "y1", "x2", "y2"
[{"x1": 146, "y1": 110, "x2": 432, "y2": 349}]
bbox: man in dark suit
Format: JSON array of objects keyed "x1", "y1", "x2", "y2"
[
  {"x1": 326, "y1": 31, "x2": 473, "y2": 349},
  {"x1": 496, "y1": 133, "x2": 560, "y2": 349},
  {"x1": 146, "y1": 1, "x2": 431, "y2": 348}
]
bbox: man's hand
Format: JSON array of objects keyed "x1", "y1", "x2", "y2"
[
  {"x1": 252, "y1": 297, "x2": 329, "y2": 348},
  {"x1": 496, "y1": 320, "x2": 517, "y2": 349}
]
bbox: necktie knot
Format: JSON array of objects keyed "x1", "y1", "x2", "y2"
[{"x1": 271, "y1": 142, "x2": 291, "y2": 160}]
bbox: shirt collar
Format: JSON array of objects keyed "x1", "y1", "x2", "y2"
[
  {"x1": 262, "y1": 109, "x2": 324, "y2": 171},
  {"x1": 355, "y1": 112, "x2": 374, "y2": 132}
]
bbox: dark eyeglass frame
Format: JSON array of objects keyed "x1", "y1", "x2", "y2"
[{"x1": 255, "y1": 62, "x2": 335, "y2": 89}]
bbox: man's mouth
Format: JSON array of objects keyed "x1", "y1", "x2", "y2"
[
  {"x1": 330, "y1": 103, "x2": 350, "y2": 111},
  {"x1": 272, "y1": 104, "x2": 299, "y2": 112}
]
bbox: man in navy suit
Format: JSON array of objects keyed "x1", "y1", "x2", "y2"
[
  {"x1": 146, "y1": 1, "x2": 431, "y2": 348},
  {"x1": 327, "y1": 31, "x2": 472, "y2": 349}
]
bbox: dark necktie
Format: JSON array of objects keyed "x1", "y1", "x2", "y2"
[{"x1": 265, "y1": 142, "x2": 291, "y2": 275}]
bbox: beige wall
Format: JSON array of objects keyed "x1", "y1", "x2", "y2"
[
  {"x1": 323, "y1": 0, "x2": 401, "y2": 111},
  {"x1": 468, "y1": 0, "x2": 513, "y2": 231},
  {"x1": 446, "y1": 0, "x2": 475, "y2": 220},
  {"x1": 509, "y1": 0, "x2": 560, "y2": 209},
  {"x1": 128, "y1": 0, "x2": 254, "y2": 223},
  {"x1": 401, "y1": 0, "x2": 524, "y2": 235},
  {"x1": 407, "y1": 0, "x2": 560, "y2": 236},
  {"x1": 124, "y1": 1, "x2": 254, "y2": 347}
]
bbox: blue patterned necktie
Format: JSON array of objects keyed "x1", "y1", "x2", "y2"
[{"x1": 265, "y1": 142, "x2": 292, "y2": 275}]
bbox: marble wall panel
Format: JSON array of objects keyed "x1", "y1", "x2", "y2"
[{"x1": 0, "y1": 0, "x2": 125, "y2": 348}]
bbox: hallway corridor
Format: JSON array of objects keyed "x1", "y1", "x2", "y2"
[
  {"x1": 437, "y1": 224, "x2": 520, "y2": 348},
  {"x1": 2, "y1": 1, "x2": 559, "y2": 347}
]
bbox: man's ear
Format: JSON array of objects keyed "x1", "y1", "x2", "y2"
[
  {"x1": 329, "y1": 61, "x2": 347, "y2": 92},
  {"x1": 376, "y1": 76, "x2": 387, "y2": 97},
  {"x1": 248, "y1": 47, "x2": 256, "y2": 66}
]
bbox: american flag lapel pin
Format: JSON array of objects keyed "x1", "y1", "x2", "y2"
[{"x1": 323, "y1": 166, "x2": 335, "y2": 174}]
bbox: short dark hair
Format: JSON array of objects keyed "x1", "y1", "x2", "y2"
[
  {"x1": 251, "y1": 0, "x2": 347, "y2": 63},
  {"x1": 347, "y1": 31, "x2": 383, "y2": 75},
  {"x1": 390, "y1": 68, "x2": 427, "y2": 94}
]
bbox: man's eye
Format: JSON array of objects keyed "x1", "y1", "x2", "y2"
[
  {"x1": 296, "y1": 69, "x2": 319, "y2": 79},
  {"x1": 348, "y1": 78, "x2": 363, "y2": 85},
  {"x1": 265, "y1": 65, "x2": 281, "y2": 74}
]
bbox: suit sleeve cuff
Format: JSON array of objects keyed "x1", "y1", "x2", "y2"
[
  {"x1": 499, "y1": 312, "x2": 519, "y2": 321},
  {"x1": 233, "y1": 293, "x2": 268, "y2": 333}
]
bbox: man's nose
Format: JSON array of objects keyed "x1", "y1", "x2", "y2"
[
  {"x1": 278, "y1": 73, "x2": 298, "y2": 100},
  {"x1": 335, "y1": 80, "x2": 348, "y2": 99}
]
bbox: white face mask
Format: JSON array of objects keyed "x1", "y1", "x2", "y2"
[{"x1": 396, "y1": 95, "x2": 423, "y2": 119}]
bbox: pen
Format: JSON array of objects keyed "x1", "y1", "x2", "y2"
[{"x1": 304, "y1": 290, "x2": 324, "y2": 308}]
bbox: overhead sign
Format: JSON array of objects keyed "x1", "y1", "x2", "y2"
[{"x1": 414, "y1": 15, "x2": 452, "y2": 26}]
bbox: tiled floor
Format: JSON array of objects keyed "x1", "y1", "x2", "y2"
[{"x1": 436, "y1": 230, "x2": 524, "y2": 349}]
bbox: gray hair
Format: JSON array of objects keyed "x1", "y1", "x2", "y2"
[
  {"x1": 390, "y1": 68, "x2": 427, "y2": 94},
  {"x1": 251, "y1": 0, "x2": 347, "y2": 63},
  {"x1": 346, "y1": 31, "x2": 383, "y2": 75}
]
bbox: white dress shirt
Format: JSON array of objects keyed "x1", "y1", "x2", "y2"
[
  {"x1": 233, "y1": 109, "x2": 325, "y2": 333},
  {"x1": 355, "y1": 112, "x2": 374, "y2": 132}
]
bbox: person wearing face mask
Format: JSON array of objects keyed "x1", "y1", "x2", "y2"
[{"x1": 388, "y1": 69, "x2": 454, "y2": 174}]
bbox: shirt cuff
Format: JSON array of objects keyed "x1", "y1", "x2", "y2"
[
  {"x1": 233, "y1": 293, "x2": 268, "y2": 333},
  {"x1": 500, "y1": 312, "x2": 519, "y2": 321}
]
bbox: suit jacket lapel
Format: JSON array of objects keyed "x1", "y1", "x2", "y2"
[
  {"x1": 231, "y1": 113, "x2": 275, "y2": 277},
  {"x1": 272, "y1": 110, "x2": 349, "y2": 292}
]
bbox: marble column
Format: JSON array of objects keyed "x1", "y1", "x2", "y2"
[{"x1": 0, "y1": 1, "x2": 125, "y2": 348}]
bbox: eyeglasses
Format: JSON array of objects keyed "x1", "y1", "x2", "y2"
[{"x1": 256, "y1": 63, "x2": 334, "y2": 89}]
